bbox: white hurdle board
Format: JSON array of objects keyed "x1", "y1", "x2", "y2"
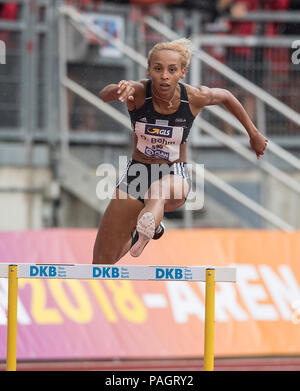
[{"x1": 0, "y1": 263, "x2": 236, "y2": 282}]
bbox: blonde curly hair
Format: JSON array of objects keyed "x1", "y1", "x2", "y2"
[{"x1": 147, "y1": 38, "x2": 193, "y2": 71}]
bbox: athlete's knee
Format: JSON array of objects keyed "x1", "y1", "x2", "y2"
[
  {"x1": 144, "y1": 197, "x2": 165, "y2": 208},
  {"x1": 164, "y1": 197, "x2": 186, "y2": 212}
]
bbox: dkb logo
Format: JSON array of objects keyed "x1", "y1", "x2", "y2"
[
  {"x1": 30, "y1": 265, "x2": 57, "y2": 277},
  {"x1": 155, "y1": 267, "x2": 184, "y2": 280},
  {"x1": 0, "y1": 40, "x2": 6, "y2": 64}
]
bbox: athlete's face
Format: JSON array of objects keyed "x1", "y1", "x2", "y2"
[{"x1": 148, "y1": 50, "x2": 186, "y2": 94}]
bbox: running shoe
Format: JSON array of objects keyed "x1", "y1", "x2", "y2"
[
  {"x1": 153, "y1": 221, "x2": 165, "y2": 240},
  {"x1": 130, "y1": 212, "x2": 155, "y2": 257},
  {"x1": 131, "y1": 221, "x2": 165, "y2": 248}
]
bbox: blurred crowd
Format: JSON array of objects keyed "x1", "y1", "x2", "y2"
[
  {"x1": 64, "y1": 0, "x2": 300, "y2": 84},
  {"x1": 65, "y1": 1, "x2": 300, "y2": 44},
  {"x1": 62, "y1": 0, "x2": 300, "y2": 133},
  {"x1": 65, "y1": 0, "x2": 300, "y2": 16},
  {"x1": 2, "y1": 1, "x2": 299, "y2": 57},
  {"x1": 0, "y1": 3, "x2": 18, "y2": 50},
  {"x1": 1, "y1": 1, "x2": 298, "y2": 133},
  {"x1": 0, "y1": 2, "x2": 17, "y2": 19}
]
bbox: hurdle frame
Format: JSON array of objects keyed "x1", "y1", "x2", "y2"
[{"x1": 1, "y1": 263, "x2": 236, "y2": 371}]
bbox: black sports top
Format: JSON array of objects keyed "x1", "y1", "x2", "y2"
[{"x1": 128, "y1": 80, "x2": 195, "y2": 162}]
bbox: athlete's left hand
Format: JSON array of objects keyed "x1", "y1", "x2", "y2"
[{"x1": 249, "y1": 131, "x2": 268, "y2": 160}]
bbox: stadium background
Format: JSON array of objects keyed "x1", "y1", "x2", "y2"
[{"x1": 0, "y1": 0, "x2": 300, "y2": 371}]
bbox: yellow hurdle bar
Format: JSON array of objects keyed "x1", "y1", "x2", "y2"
[
  {"x1": 0, "y1": 263, "x2": 234, "y2": 371},
  {"x1": 204, "y1": 268, "x2": 215, "y2": 371},
  {"x1": 6, "y1": 265, "x2": 18, "y2": 371}
]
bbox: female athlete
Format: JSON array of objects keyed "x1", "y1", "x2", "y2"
[{"x1": 92, "y1": 38, "x2": 268, "y2": 264}]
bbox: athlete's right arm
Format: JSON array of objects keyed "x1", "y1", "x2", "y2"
[{"x1": 98, "y1": 80, "x2": 146, "y2": 106}]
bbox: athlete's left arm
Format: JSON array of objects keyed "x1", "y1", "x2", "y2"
[{"x1": 194, "y1": 86, "x2": 268, "y2": 159}]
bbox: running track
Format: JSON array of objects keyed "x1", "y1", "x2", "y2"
[{"x1": 1, "y1": 357, "x2": 300, "y2": 371}]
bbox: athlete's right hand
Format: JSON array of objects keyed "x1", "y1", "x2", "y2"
[{"x1": 117, "y1": 80, "x2": 135, "y2": 102}]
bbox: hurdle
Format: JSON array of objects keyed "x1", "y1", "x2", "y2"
[{"x1": 0, "y1": 263, "x2": 236, "y2": 371}]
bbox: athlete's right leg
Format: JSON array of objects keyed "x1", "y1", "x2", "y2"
[
  {"x1": 136, "y1": 173, "x2": 190, "y2": 229},
  {"x1": 93, "y1": 188, "x2": 144, "y2": 264}
]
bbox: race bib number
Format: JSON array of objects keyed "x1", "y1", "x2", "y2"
[{"x1": 135, "y1": 122, "x2": 183, "y2": 162}]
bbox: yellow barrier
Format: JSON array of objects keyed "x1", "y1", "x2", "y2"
[
  {"x1": 6, "y1": 265, "x2": 18, "y2": 371},
  {"x1": 2, "y1": 263, "x2": 235, "y2": 372},
  {"x1": 204, "y1": 268, "x2": 215, "y2": 371}
]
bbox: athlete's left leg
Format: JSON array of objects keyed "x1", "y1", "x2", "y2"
[{"x1": 130, "y1": 174, "x2": 190, "y2": 257}]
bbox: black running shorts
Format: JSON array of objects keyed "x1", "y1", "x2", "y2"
[{"x1": 116, "y1": 159, "x2": 191, "y2": 203}]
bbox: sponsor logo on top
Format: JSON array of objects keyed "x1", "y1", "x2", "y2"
[
  {"x1": 30, "y1": 265, "x2": 67, "y2": 278},
  {"x1": 144, "y1": 146, "x2": 170, "y2": 160},
  {"x1": 155, "y1": 267, "x2": 191, "y2": 280},
  {"x1": 92, "y1": 266, "x2": 129, "y2": 279},
  {"x1": 145, "y1": 125, "x2": 173, "y2": 138}
]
